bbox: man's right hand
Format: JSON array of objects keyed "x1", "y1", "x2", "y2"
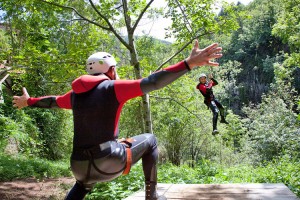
[
  {"x1": 185, "y1": 40, "x2": 222, "y2": 70},
  {"x1": 12, "y1": 87, "x2": 30, "y2": 109}
]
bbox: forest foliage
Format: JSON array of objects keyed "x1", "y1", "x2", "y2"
[{"x1": 0, "y1": 0, "x2": 299, "y2": 198}]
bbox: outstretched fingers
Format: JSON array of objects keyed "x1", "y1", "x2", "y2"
[
  {"x1": 22, "y1": 87, "x2": 29, "y2": 96},
  {"x1": 193, "y1": 39, "x2": 199, "y2": 50},
  {"x1": 205, "y1": 45, "x2": 222, "y2": 66},
  {"x1": 12, "y1": 87, "x2": 30, "y2": 109},
  {"x1": 12, "y1": 96, "x2": 20, "y2": 108},
  {"x1": 207, "y1": 61, "x2": 220, "y2": 67},
  {"x1": 206, "y1": 52, "x2": 222, "y2": 66},
  {"x1": 208, "y1": 51, "x2": 223, "y2": 59},
  {"x1": 203, "y1": 43, "x2": 219, "y2": 53},
  {"x1": 207, "y1": 45, "x2": 222, "y2": 55},
  {"x1": 187, "y1": 41, "x2": 223, "y2": 68}
]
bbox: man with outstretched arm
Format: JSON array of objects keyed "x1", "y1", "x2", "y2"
[{"x1": 13, "y1": 40, "x2": 222, "y2": 200}]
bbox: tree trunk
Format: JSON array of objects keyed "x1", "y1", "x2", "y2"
[
  {"x1": 128, "y1": 33, "x2": 153, "y2": 133},
  {"x1": 142, "y1": 93, "x2": 153, "y2": 133},
  {"x1": 39, "y1": 0, "x2": 155, "y2": 134}
]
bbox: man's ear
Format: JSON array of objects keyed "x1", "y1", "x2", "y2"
[
  {"x1": 104, "y1": 66, "x2": 117, "y2": 80},
  {"x1": 113, "y1": 66, "x2": 120, "y2": 80},
  {"x1": 110, "y1": 66, "x2": 116, "y2": 80}
]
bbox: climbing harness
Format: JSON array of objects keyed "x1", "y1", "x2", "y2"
[
  {"x1": 81, "y1": 138, "x2": 134, "y2": 184},
  {"x1": 118, "y1": 138, "x2": 134, "y2": 175}
]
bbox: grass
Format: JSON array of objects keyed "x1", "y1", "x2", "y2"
[
  {"x1": 88, "y1": 156, "x2": 300, "y2": 199},
  {"x1": 0, "y1": 153, "x2": 298, "y2": 200},
  {"x1": 0, "y1": 153, "x2": 71, "y2": 181}
]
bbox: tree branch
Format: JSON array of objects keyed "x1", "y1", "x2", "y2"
[
  {"x1": 0, "y1": 67, "x2": 11, "y2": 76},
  {"x1": 150, "y1": 95, "x2": 211, "y2": 133},
  {"x1": 150, "y1": 95, "x2": 201, "y2": 120},
  {"x1": 38, "y1": 0, "x2": 110, "y2": 31},
  {"x1": 132, "y1": 0, "x2": 155, "y2": 33},
  {"x1": 0, "y1": 74, "x2": 9, "y2": 84},
  {"x1": 155, "y1": 32, "x2": 211, "y2": 71},
  {"x1": 115, "y1": 4, "x2": 123, "y2": 10},
  {"x1": 122, "y1": 0, "x2": 132, "y2": 34},
  {"x1": 60, "y1": 18, "x2": 88, "y2": 22},
  {"x1": 88, "y1": 0, "x2": 132, "y2": 51},
  {"x1": 175, "y1": 0, "x2": 193, "y2": 37}
]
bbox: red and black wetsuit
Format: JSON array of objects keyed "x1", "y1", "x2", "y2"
[
  {"x1": 196, "y1": 78, "x2": 226, "y2": 131},
  {"x1": 196, "y1": 78, "x2": 218, "y2": 105},
  {"x1": 27, "y1": 61, "x2": 190, "y2": 199}
]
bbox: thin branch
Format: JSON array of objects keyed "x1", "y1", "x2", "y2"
[
  {"x1": 38, "y1": 0, "x2": 110, "y2": 31},
  {"x1": 88, "y1": 0, "x2": 114, "y2": 27},
  {"x1": 60, "y1": 18, "x2": 88, "y2": 22},
  {"x1": 155, "y1": 32, "x2": 211, "y2": 71},
  {"x1": 150, "y1": 95, "x2": 201, "y2": 120},
  {"x1": 155, "y1": 0, "x2": 215, "y2": 72},
  {"x1": 0, "y1": 67, "x2": 11, "y2": 76},
  {"x1": 115, "y1": 4, "x2": 123, "y2": 10},
  {"x1": 150, "y1": 95, "x2": 211, "y2": 134},
  {"x1": 122, "y1": 0, "x2": 132, "y2": 33},
  {"x1": 0, "y1": 74, "x2": 9, "y2": 84},
  {"x1": 175, "y1": 0, "x2": 193, "y2": 37},
  {"x1": 88, "y1": 0, "x2": 132, "y2": 51},
  {"x1": 132, "y1": 0, "x2": 155, "y2": 33},
  {"x1": 7, "y1": 61, "x2": 84, "y2": 66}
]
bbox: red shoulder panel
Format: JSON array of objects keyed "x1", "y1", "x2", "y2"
[
  {"x1": 72, "y1": 74, "x2": 109, "y2": 94},
  {"x1": 56, "y1": 90, "x2": 72, "y2": 109}
]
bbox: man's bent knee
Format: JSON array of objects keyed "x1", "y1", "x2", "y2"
[{"x1": 143, "y1": 133, "x2": 157, "y2": 150}]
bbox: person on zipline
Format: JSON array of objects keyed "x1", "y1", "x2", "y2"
[
  {"x1": 196, "y1": 73, "x2": 228, "y2": 135},
  {"x1": 12, "y1": 40, "x2": 222, "y2": 200}
]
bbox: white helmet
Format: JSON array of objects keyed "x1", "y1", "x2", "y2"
[
  {"x1": 86, "y1": 52, "x2": 117, "y2": 75},
  {"x1": 199, "y1": 73, "x2": 207, "y2": 78}
]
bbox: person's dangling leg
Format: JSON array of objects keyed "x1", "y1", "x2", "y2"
[
  {"x1": 215, "y1": 99, "x2": 228, "y2": 124},
  {"x1": 209, "y1": 101, "x2": 219, "y2": 135},
  {"x1": 130, "y1": 133, "x2": 166, "y2": 200}
]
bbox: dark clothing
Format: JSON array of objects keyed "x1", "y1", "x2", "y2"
[
  {"x1": 196, "y1": 78, "x2": 226, "y2": 131},
  {"x1": 196, "y1": 78, "x2": 218, "y2": 104},
  {"x1": 70, "y1": 133, "x2": 157, "y2": 187},
  {"x1": 27, "y1": 61, "x2": 189, "y2": 197},
  {"x1": 65, "y1": 182, "x2": 90, "y2": 200},
  {"x1": 208, "y1": 99, "x2": 225, "y2": 130}
]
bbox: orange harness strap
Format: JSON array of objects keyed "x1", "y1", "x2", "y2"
[
  {"x1": 123, "y1": 147, "x2": 132, "y2": 175},
  {"x1": 118, "y1": 138, "x2": 134, "y2": 175}
]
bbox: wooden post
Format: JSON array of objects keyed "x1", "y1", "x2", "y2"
[{"x1": 0, "y1": 74, "x2": 9, "y2": 104}]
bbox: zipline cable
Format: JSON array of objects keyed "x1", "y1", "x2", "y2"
[
  {"x1": 174, "y1": 0, "x2": 214, "y2": 75},
  {"x1": 170, "y1": 0, "x2": 223, "y2": 141}
]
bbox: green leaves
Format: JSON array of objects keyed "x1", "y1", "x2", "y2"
[
  {"x1": 165, "y1": 0, "x2": 239, "y2": 44},
  {"x1": 272, "y1": 0, "x2": 300, "y2": 50},
  {"x1": 242, "y1": 94, "x2": 300, "y2": 162},
  {"x1": 87, "y1": 164, "x2": 144, "y2": 200},
  {"x1": 0, "y1": 153, "x2": 71, "y2": 181}
]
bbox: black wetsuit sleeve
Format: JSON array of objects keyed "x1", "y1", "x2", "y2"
[
  {"x1": 140, "y1": 61, "x2": 189, "y2": 94},
  {"x1": 211, "y1": 78, "x2": 218, "y2": 86},
  {"x1": 114, "y1": 61, "x2": 190, "y2": 103},
  {"x1": 27, "y1": 91, "x2": 72, "y2": 109},
  {"x1": 28, "y1": 96, "x2": 59, "y2": 108}
]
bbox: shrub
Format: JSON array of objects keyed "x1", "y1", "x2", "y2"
[{"x1": 0, "y1": 154, "x2": 71, "y2": 181}]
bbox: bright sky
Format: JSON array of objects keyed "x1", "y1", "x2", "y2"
[{"x1": 134, "y1": 0, "x2": 253, "y2": 42}]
